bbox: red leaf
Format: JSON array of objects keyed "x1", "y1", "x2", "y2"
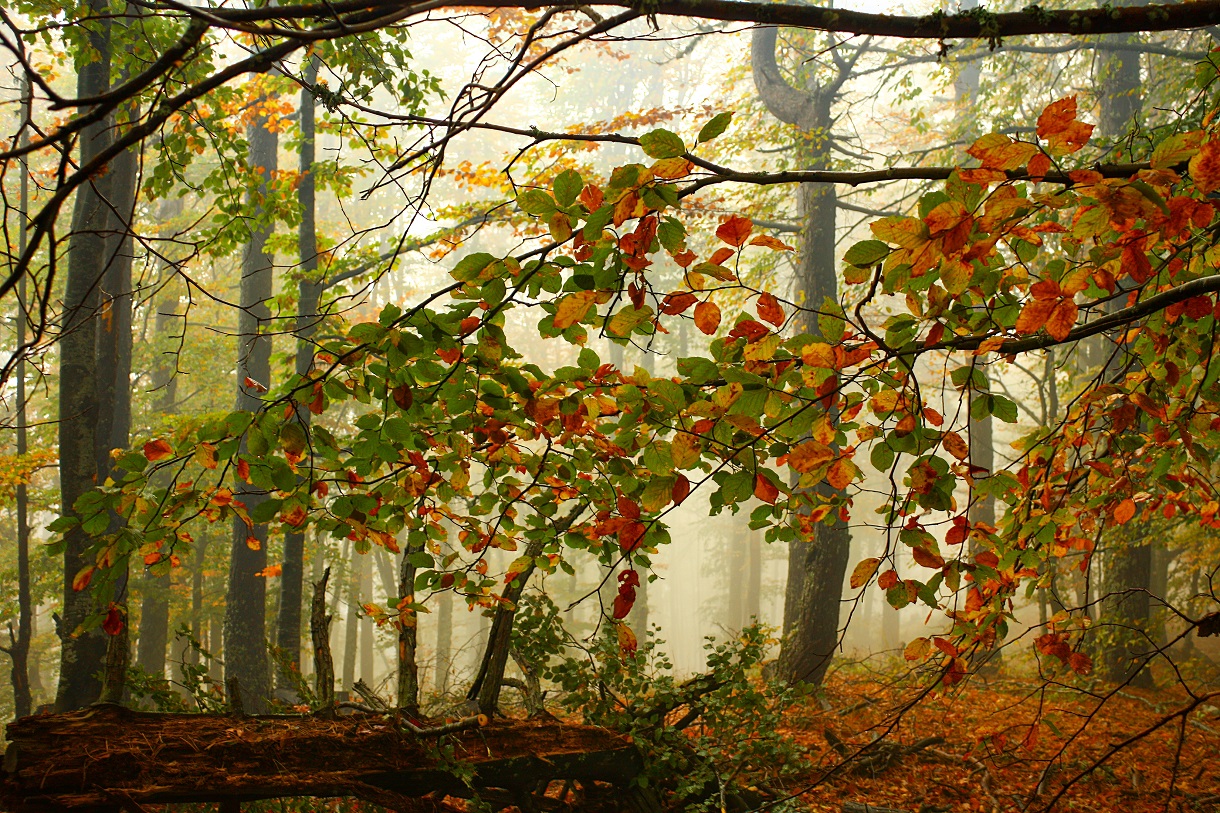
[
  {"x1": 715, "y1": 215, "x2": 753, "y2": 247},
  {"x1": 694, "y1": 300, "x2": 721, "y2": 335},
  {"x1": 618, "y1": 521, "x2": 646, "y2": 553},
  {"x1": 102, "y1": 606, "x2": 124, "y2": 636},
  {"x1": 459, "y1": 316, "x2": 481, "y2": 336},
  {"x1": 617, "y1": 494, "x2": 641, "y2": 519},
  {"x1": 437, "y1": 346, "x2": 462, "y2": 364},
  {"x1": 672, "y1": 473, "x2": 691, "y2": 505},
  {"x1": 243, "y1": 376, "x2": 268, "y2": 394},
  {"x1": 143, "y1": 439, "x2": 174, "y2": 462},
  {"x1": 661, "y1": 291, "x2": 697, "y2": 315},
  {"x1": 756, "y1": 292, "x2": 785, "y2": 327},
  {"x1": 237, "y1": 458, "x2": 251, "y2": 483},
  {"x1": 877, "y1": 569, "x2": 899, "y2": 590}
]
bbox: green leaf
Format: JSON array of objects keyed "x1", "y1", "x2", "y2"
[
  {"x1": 583, "y1": 204, "x2": 614, "y2": 239},
  {"x1": 451, "y1": 252, "x2": 497, "y2": 282},
  {"x1": 517, "y1": 188, "x2": 557, "y2": 216},
  {"x1": 843, "y1": 240, "x2": 890, "y2": 268},
  {"x1": 697, "y1": 112, "x2": 733, "y2": 143},
  {"x1": 639, "y1": 129, "x2": 686, "y2": 159},
  {"x1": 553, "y1": 169, "x2": 583, "y2": 207},
  {"x1": 817, "y1": 297, "x2": 846, "y2": 343}
]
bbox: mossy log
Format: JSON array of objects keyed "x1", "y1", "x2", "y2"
[{"x1": 2, "y1": 704, "x2": 645, "y2": 813}]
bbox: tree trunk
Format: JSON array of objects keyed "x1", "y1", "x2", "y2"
[
  {"x1": 1096, "y1": 0, "x2": 1153, "y2": 689},
  {"x1": 55, "y1": 4, "x2": 113, "y2": 711},
  {"x1": 135, "y1": 256, "x2": 181, "y2": 679},
  {"x1": 342, "y1": 554, "x2": 361, "y2": 693},
  {"x1": 223, "y1": 103, "x2": 279, "y2": 713},
  {"x1": 752, "y1": 26, "x2": 850, "y2": 687},
  {"x1": 397, "y1": 541, "x2": 419, "y2": 711},
  {"x1": 276, "y1": 57, "x2": 322, "y2": 683},
  {"x1": 9, "y1": 79, "x2": 33, "y2": 718},
  {"x1": 435, "y1": 586, "x2": 453, "y2": 696},
  {"x1": 94, "y1": 107, "x2": 139, "y2": 704}
]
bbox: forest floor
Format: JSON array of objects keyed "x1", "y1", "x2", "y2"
[{"x1": 787, "y1": 662, "x2": 1220, "y2": 813}]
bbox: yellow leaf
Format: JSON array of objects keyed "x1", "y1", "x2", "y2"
[
  {"x1": 788, "y1": 440, "x2": 833, "y2": 474},
  {"x1": 553, "y1": 291, "x2": 599, "y2": 330},
  {"x1": 850, "y1": 557, "x2": 881, "y2": 589}
]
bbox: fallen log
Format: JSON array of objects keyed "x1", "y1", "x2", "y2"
[{"x1": 1, "y1": 704, "x2": 645, "y2": 813}]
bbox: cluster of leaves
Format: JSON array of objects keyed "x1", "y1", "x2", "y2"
[{"x1": 52, "y1": 44, "x2": 1220, "y2": 696}]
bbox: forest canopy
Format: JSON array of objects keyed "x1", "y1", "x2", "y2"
[{"x1": 2, "y1": 0, "x2": 1220, "y2": 811}]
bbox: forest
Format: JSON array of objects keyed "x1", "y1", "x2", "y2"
[{"x1": 1, "y1": 0, "x2": 1220, "y2": 811}]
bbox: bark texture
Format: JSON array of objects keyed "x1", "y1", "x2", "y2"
[
  {"x1": 1, "y1": 706, "x2": 641, "y2": 813},
  {"x1": 752, "y1": 26, "x2": 851, "y2": 687},
  {"x1": 277, "y1": 57, "x2": 323, "y2": 680},
  {"x1": 223, "y1": 104, "x2": 279, "y2": 713},
  {"x1": 55, "y1": 5, "x2": 114, "y2": 712}
]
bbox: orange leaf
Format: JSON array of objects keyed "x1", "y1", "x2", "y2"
[
  {"x1": 1027, "y1": 152, "x2": 1052, "y2": 182},
  {"x1": 246, "y1": 536, "x2": 262, "y2": 551},
  {"x1": 1014, "y1": 298, "x2": 1057, "y2": 336},
  {"x1": 1036, "y1": 96, "x2": 1079, "y2": 139},
  {"x1": 1045, "y1": 299, "x2": 1078, "y2": 341},
  {"x1": 237, "y1": 458, "x2": 251, "y2": 483},
  {"x1": 1113, "y1": 498, "x2": 1137, "y2": 525},
  {"x1": 878, "y1": 569, "x2": 899, "y2": 590},
  {"x1": 827, "y1": 458, "x2": 855, "y2": 490},
  {"x1": 942, "y1": 430, "x2": 969, "y2": 461},
  {"x1": 708, "y1": 247, "x2": 735, "y2": 266},
  {"x1": 243, "y1": 376, "x2": 268, "y2": 394},
  {"x1": 256, "y1": 564, "x2": 284, "y2": 578},
  {"x1": 967, "y1": 133, "x2": 1040, "y2": 171},
  {"x1": 459, "y1": 316, "x2": 481, "y2": 336},
  {"x1": 788, "y1": 440, "x2": 833, "y2": 474},
  {"x1": 143, "y1": 439, "x2": 174, "y2": 462},
  {"x1": 437, "y1": 347, "x2": 462, "y2": 364},
  {"x1": 579, "y1": 184, "x2": 604, "y2": 211},
  {"x1": 72, "y1": 566, "x2": 95, "y2": 592},
  {"x1": 1189, "y1": 139, "x2": 1220, "y2": 194},
  {"x1": 749, "y1": 234, "x2": 794, "y2": 251},
  {"x1": 694, "y1": 300, "x2": 721, "y2": 335},
  {"x1": 756, "y1": 292, "x2": 785, "y2": 327},
  {"x1": 802, "y1": 342, "x2": 836, "y2": 369},
  {"x1": 716, "y1": 215, "x2": 753, "y2": 247},
  {"x1": 754, "y1": 473, "x2": 779, "y2": 504},
  {"x1": 144, "y1": 552, "x2": 162, "y2": 566}
]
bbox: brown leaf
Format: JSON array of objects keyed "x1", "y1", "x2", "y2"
[{"x1": 756, "y1": 292, "x2": 785, "y2": 327}]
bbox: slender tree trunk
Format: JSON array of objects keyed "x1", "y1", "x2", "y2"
[
  {"x1": 223, "y1": 103, "x2": 278, "y2": 713},
  {"x1": 752, "y1": 27, "x2": 850, "y2": 687},
  {"x1": 135, "y1": 240, "x2": 181, "y2": 678},
  {"x1": 434, "y1": 587, "x2": 452, "y2": 697},
  {"x1": 342, "y1": 555, "x2": 361, "y2": 693},
  {"x1": 9, "y1": 81, "x2": 34, "y2": 718},
  {"x1": 397, "y1": 544, "x2": 419, "y2": 711},
  {"x1": 746, "y1": 531, "x2": 761, "y2": 624},
  {"x1": 94, "y1": 105, "x2": 139, "y2": 705},
  {"x1": 56, "y1": 5, "x2": 113, "y2": 711},
  {"x1": 276, "y1": 57, "x2": 322, "y2": 683},
  {"x1": 359, "y1": 553, "x2": 374, "y2": 684},
  {"x1": 1096, "y1": 3, "x2": 1153, "y2": 689}
]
